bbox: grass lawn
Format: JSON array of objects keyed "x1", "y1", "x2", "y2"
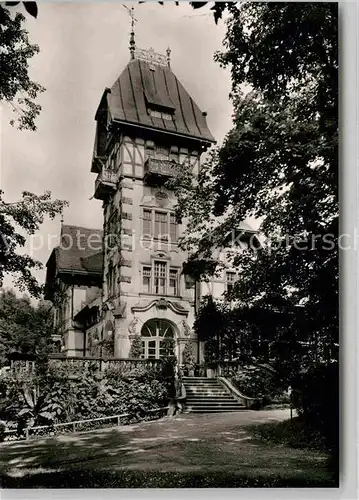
[{"x1": 0, "y1": 410, "x2": 338, "y2": 487}]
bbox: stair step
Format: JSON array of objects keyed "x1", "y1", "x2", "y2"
[
  {"x1": 186, "y1": 398, "x2": 237, "y2": 404},
  {"x1": 186, "y1": 392, "x2": 229, "y2": 396},
  {"x1": 188, "y1": 409, "x2": 246, "y2": 413},
  {"x1": 188, "y1": 405, "x2": 245, "y2": 411},
  {"x1": 182, "y1": 377, "x2": 216, "y2": 380},
  {"x1": 185, "y1": 389, "x2": 228, "y2": 393},
  {"x1": 182, "y1": 377, "x2": 248, "y2": 414},
  {"x1": 188, "y1": 401, "x2": 243, "y2": 406}
]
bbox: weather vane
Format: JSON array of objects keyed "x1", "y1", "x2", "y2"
[{"x1": 122, "y1": 5, "x2": 138, "y2": 59}]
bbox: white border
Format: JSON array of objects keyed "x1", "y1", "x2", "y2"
[{"x1": 1, "y1": 0, "x2": 358, "y2": 498}]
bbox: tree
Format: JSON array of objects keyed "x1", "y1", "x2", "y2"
[
  {"x1": 182, "y1": 338, "x2": 196, "y2": 374},
  {"x1": 0, "y1": 190, "x2": 68, "y2": 298},
  {"x1": 0, "y1": 289, "x2": 56, "y2": 365},
  {"x1": 173, "y1": 3, "x2": 338, "y2": 371},
  {"x1": 0, "y1": 3, "x2": 44, "y2": 130}
]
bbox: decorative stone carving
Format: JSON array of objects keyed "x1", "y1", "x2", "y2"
[
  {"x1": 151, "y1": 250, "x2": 169, "y2": 259},
  {"x1": 128, "y1": 317, "x2": 139, "y2": 335},
  {"x1": 181, "y1": 320, "x2": 191, "y2": 337},
  {"x1": 134, "y1": 47, "x2": 167, "y2": 67},
  {"x1": 155, "y1": 191, "x2": 169, "y2": 207},
  {"x1": 156, "y1": 298, "x2": 168, "y2": 310}
]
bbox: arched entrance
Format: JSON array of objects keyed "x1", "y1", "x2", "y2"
[{"x1": 141, "y1": 318, "x2": 174, "y2": 359}]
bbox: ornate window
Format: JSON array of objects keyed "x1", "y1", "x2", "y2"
[
  {"x1": 141, "y1": 261, "x2": 179, "y2": 296},
  {"x1": 141, "y1": 208, "x2": 178, "y2": 242},
  {"x1": 140, "y1": 319, "x2": 174, "y2": 359},
  {"x1": 154, "y1": 261, "x2": 166, "y2": 295}
]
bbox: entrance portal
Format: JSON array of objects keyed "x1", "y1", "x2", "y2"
[{"x1": 140, "y1": 319, "x2": 174, "y2": 359}]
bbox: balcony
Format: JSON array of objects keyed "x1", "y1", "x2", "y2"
[
  {"x1": 144, "y1": 158, "x2": 180, "y2": 185},
  {"x1": 94, "y1": 169, "x2": 117, "y2": 200}
]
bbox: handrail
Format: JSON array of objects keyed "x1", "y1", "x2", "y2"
[
  {"x1": 3, "y1": 406, "x2": 169, "y2": 442},
  {"x1": 217, "y1": 376, "x2": 261, "y2": 409}
]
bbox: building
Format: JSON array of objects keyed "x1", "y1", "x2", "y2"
[{"x1": 45, "y1": 44, "x2": 258, "y2": 364}]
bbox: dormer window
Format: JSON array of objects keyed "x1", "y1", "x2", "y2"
[{"x1": 148, "y1": 108, "x2": 173, "y2": 121}]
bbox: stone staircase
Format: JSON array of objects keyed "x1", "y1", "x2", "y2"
[{"x1": 182, "y1": 377, "x2": 247, "y2": 413}]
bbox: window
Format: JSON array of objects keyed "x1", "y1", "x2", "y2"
[
  {"x1": 156, "y1": 146, "x2": 170, "y2": 160},
  {"x1": 170, "y1": 146, "x2": 179, "y2": 163},
  {"x1": 226, "y1": 272, "x2": 236, "y2": 294},
  {"x1": 154, "y1": 212, "x2": 168, "y2": 240},
  {"x1": 142, "y1": 209, "x2": 152, "y2": 239},
  {"x1": 142, "y1": 266, "x2": 151, "y2": 293},
  {"x1": 145, "y1": 141, "x2": 155, "y2": 160},
  {"x1": 142, "y1": 209, "x2": 179, "y2": 243},
  {"x1": 170, "y1": 214, "x2": 178, "y2": 242},
  {"x1": 154, "y1": 261, "x2": 166, "y2": 294},
  {"x1": 169, "y1": 269, "x2": 179, "y2": 296},
  {"x1": 142, "y1": 262, "x2": 179, "y2": 296},
  {"x1": 148, "y1": 109, "x2": 173, "y2": 121},
  {"x1": 140, "y1": 319, "x2": 174, "y2": 359}
]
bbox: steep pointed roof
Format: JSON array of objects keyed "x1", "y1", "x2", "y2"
[{"x1": 97, "y1": 57, "x2": 215, "y2": 144}]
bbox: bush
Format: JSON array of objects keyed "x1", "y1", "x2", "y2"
[
  {"x1": 182, "y1": 338, "x2": 196, "y2": 374},
  {"x1": 128, "y1": 335, "x2": 143, "y2": 359},
  {"x1": 0, "y1": 361, "x2": 171, "y2": 437},
  {"x1": 231, "y1": 365, "x2": 286, "y2": 401},
  {"x1": 291, "y1": 362, "x2": 338, "y2": 453}
]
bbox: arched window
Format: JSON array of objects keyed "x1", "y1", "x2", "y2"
[{"x1": 141, "y1": 319, "x2": 174, "y2": 359}]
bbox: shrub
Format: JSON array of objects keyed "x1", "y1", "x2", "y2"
[
  {"x1": 0, "y1": 360, "x2": 172, "y2": 437},
  {"x1": 231, "y1": 365, "x2": 284, "y2": 401},
  {"x1": 128, "y1": 335, "x2": 143, "y2": 359},
  {"x1": 291, "y1": 362, "x2": 338, "y2": 453},
  {"x1": 182, "y1": 338, "x2": 196, "y2": 374}
]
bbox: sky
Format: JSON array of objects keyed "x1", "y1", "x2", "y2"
[{"x1": 0, "y1": 2, "x2": 234, "y2": 294}]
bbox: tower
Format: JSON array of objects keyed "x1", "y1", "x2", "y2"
[{"x1": 91, "y1": 45, "x2": 215, "y2": 362}]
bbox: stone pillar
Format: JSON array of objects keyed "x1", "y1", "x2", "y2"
[{"x1": 114, "y1": 317, "x2": 131, "y2": 358}]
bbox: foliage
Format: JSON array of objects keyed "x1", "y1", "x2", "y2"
[
  {"x1": 291, "y1": 362, "x2": 338, "y2": 452},
  {"x1": 231, "y1": 365, "x2": 286, "y2": 402},
  {"x1": 194, "y1": 296, "x2": 277, "y2": 367},
  {"x1": 4, "y1": 3, "x2": 38, "y2": 19},
  {"x1": 0, "y1": 4, "x2": 44, "y2": 130},
  {"x1": 128, "y1": 334, "x2": 143, "y2": 359},
  {"x1": 98, "y1": 336, "x2": 114, "y2": 358},
  {"x1": 0, "y1": 360, "x2": 171, "y2": 437},
  {"x1": 0, "y1": 289, "x2": 57, "y2": 366},
  {"x1": 173, "y1": 3, "x2": 338, "y2": 375},
  {"x1": 140, "y1": 1, "x2": 235, "y2": 25},
  {"x1": 0, "y1": 191, "x2": 68, "y2": 297},
  {"x1": 182, "y1": 338, "x2": 196, "y2": 372}
]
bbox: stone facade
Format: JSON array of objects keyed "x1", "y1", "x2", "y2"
[
  {"x1": 97, "y1": 134, "x2": 201, "y2": 363},
  {"x1": 45, "y1": 48, "x2": 258, "y2": 363}
]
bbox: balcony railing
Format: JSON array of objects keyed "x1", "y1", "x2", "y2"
[
  {"x1": 94, "y1": 169, "x2": 117, "y2": 200},
  {"x1": 144, "y1": 158, "x2": 180, "y2": 184}
]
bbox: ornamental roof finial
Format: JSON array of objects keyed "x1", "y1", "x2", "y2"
[
  {"x1": 166, "y1": 47, "x2": 171, "y2": 68},
  {"x1": 123, "y1": 5, "x2": 138, "y2": 60}
]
